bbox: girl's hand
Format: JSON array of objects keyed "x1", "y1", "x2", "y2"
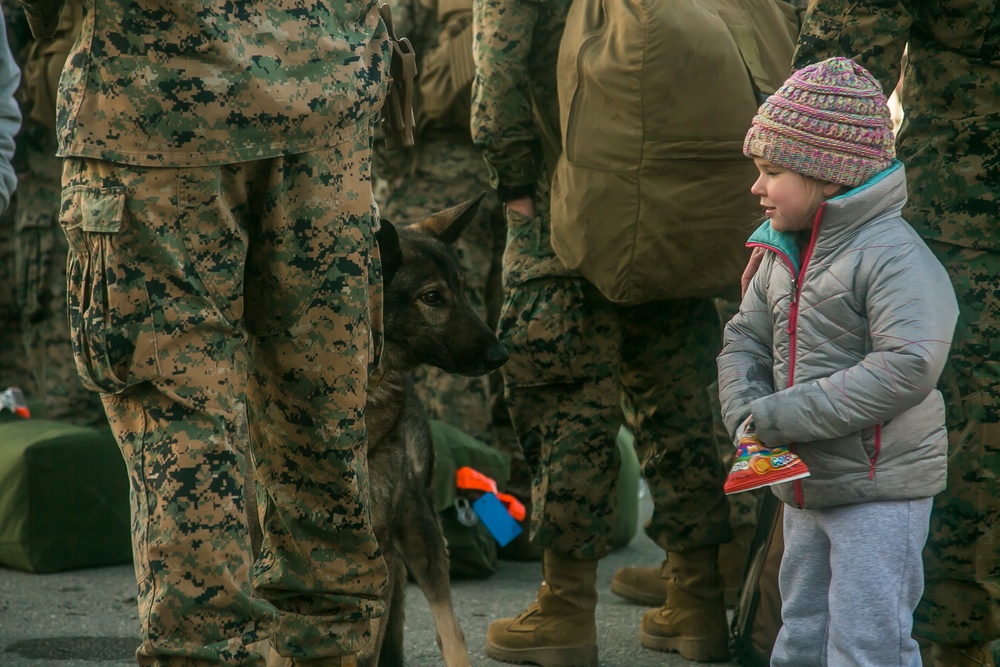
[
  {"x1": 504, "y1": 196, "x2": 534, "y2": 219},
  {"x1": 741, "y1": 247, "x2": 765, "y2": 298}
]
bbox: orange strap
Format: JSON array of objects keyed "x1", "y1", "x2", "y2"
[{"x1": 455, "y1": 466, "x2": 526, "y2": 521}]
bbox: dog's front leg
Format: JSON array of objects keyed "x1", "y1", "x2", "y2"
[{"x1": 399, "y1": 491, "x2": 472, "y2": 667}]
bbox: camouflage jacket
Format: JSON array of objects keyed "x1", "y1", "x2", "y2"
[
  {"x1": 793, "y1": 0, "x2": 1000, "y2": 251},
  {"x1": 470, "y1": 0, "x2": 568, "y2": 202},
  {"x1": 16, "y1": 0, "x2": 389, "y2": 167}
]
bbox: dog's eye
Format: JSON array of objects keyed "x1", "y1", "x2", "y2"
[{"x1": 420, "y1": 291, "x2": 441, "y2": 304}]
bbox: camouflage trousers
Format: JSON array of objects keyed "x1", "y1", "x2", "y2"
[
  {"x1": 915, "y1": 242, "x2": 1000, "y2": 645},
  {"x1": 60, "y1": 134, "x2": 387, "y2": 666},
  {"x1": 16, "y1": 123, "x2": 105, "y2": 425},
  {"x1": 498, "y1": 200, "x2": 732, "y2": 561}
]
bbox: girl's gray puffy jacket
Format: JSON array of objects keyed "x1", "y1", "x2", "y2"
[{"x1": 717, "y1": 161, "x2": 958, "y2": 509}]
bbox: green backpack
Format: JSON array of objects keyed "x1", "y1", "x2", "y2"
[
  {"x1": 431, "y1": 420, "x2": 641, "y2": 578},
  {"x1": 549, "y1": 0, "x2": 798, "y2": 305},
  {"x1": 430, "y1": 419, "x2": 509, "y2": 579}
]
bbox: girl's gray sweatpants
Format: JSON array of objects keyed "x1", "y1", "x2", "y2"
[{"x1": 771, "y1": 497, "x2": 934, "y2": 667}]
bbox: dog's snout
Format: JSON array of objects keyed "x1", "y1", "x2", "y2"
[{"x1": 484, "y1": 342, "x2": 509, "y2": 370}]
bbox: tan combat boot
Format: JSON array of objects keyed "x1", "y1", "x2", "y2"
[
  {"x1": 610, "y1": 559, "x2": 669, "y2": 606},
  {"x1": 612, "y1": 525, "x2": 752, "y2": 609},
  {"x1": 639, "y1": 546, "x2": 730, "y2": 663},
  {"x1": 926, "y1": 642, "x2": 996, "y2": 667},
  {"x1": 485, "y1": 549, "x2": 599, "y2": 667}
]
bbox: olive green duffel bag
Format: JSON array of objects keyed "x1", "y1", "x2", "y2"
[{"x1": 0, "y1": 414, "x2": 131, "y2": 573}]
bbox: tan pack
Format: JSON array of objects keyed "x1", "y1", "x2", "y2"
[
  {"x1": 417, "y1": 1, "x2": 475, "y2": 128},
  {"x1": 549, "y1": 0, "x2": 797, "y2": 304}
]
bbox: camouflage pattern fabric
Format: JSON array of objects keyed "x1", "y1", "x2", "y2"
[
  {"x1": 19, "y1": 0, "x2": 388, "y2": 168},
  {"x1": 12, "y1": 0, "x2": 103, "y2": 426},
  {"x1": 15, "y1": 123, "x2": 104, "y2": 425},
  {"x1": 372, "y1": 0, "x2": 512, "y2": 463},
  {"x1": 793, "y1": 0, "x2": 1000, "y2": 646},
  {"x1": 496, "y1": 184, "x2": 733, "y2": 561},
  {"x1": 61, "y1": 137, "x2": 387, "y2": 664},
  {"x1": 472, "y1": 0, "x2": 732, "y2": 560},
  {"x1": 919, "y1": 242, "x2": 1000, "y2": 645},
  {"x1": 39, "y1": 0, "x2": 391, "y2": 663}
]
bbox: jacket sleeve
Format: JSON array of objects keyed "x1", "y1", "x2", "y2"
[
  {"x1": 750, "y1": 243, "x2": 959, "y2": 446},
  {"x1": 470, "y1": 0, "x2": 540, "y2": 202},
  {"x1": 792, "y1": 0, "x2": 911, "y2": 98},
  {"x1": 16, "y1": 0, "x2": 65, "y2": 38},
  {"x1": 0, "y1": 5, "x2": 20, "y2": 213},
  {"x1": 717, "y1": 263, "x2": 777, "y2": 442}
]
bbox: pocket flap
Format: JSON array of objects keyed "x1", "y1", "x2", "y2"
[{"x1": 62, "y1": 186, "x2": 127, "y2": 234}]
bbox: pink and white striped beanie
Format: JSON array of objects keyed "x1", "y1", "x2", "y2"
[{"x1": 743, "y1": 57, "x2": 895, "y2": 188}]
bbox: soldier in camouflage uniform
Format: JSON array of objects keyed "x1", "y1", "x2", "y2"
[
  {"x1": 11, "y1": 0, "x2": 103, "y2": 426},
  {"x1": 371, "y1": 0, "x2": 521, "y2": 501},
  {"x1": 471, "y1": 1, "x2": 734, "y2": 664},
  {"x1": 17, "y1": 1, "x2": 389, "y2": 666},
  {"x1": 783, "y1": 4, "x2": 1000, "y2": 665}
]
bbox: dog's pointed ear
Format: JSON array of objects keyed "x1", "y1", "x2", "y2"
[
  {"x1": 376, "y1": 218, "x2": 403, "y2": 286},
  {"x1": 416, "y1": 192, "x2": 486, "y2": 245}
]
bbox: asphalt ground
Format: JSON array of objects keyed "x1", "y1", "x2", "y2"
[
  {"x1": 4, "y1": 496, "x2": 996, "y2": 667},
  {"x1": 0, "y1": 494, "x2": 745, "y2": 667}
]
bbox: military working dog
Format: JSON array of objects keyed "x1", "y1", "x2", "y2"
[{"x1": 362, "y1": 194, "x2": 508, "y2": 667}]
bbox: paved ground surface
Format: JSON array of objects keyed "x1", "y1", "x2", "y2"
[
  {"x1": 4, "y1": 496, "x2": 997, "y2": 667},
  {"x1": 0, "y1": 495, "x2": 743, "y2": 667}
]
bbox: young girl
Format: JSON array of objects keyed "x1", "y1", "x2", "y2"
[{"x1": 717, "y1": 57, "x2": 959, "y2": 667}]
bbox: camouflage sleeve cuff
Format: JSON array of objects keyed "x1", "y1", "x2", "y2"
[
  {"x1": 17, "y1": 0, "x2": 66, "y2": 38},
  {"x1": 484, "y1": 146, "x2": 539, "y2": 202}
]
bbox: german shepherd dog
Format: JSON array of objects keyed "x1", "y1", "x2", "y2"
[{"x1": 361, "y1": 194, "x2": 508, "y2": 667}]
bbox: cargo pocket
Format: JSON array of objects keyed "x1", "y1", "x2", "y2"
[
  {"x1": 60, "y1": 186, "x2": 161, "y2": 394},
  {"x1": 498, "y1": 277, "x2": 608, "y2": 387}
]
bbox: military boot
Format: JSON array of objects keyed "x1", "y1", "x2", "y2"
[
  {"x1": 612, "y1": 526, "x2": 751, "y2": 610},
  {"x1": 485, "y1": 549, "x2": 599, "y2": 667},
  {"x1": 610, "y1": 559, "x2": 669, "y2": 606},
  {"x1": 639, "y1": 546, "x2": 730, "y2": 663},
  {"x1": 925, "y1": 642, "x2": 996, "y2": 667}
]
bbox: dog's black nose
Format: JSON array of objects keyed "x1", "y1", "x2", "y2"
[{"x1": 484, "y1": 342, "x2": 509, "y2": 370}]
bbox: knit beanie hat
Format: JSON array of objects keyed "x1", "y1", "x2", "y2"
[{"x1": 743, "y1": 57, "x2": 895, "y2": 187}]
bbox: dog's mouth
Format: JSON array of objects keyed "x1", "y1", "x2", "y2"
[{"x1": 433, "y1": 341, "x2": 509, "y2": 376}]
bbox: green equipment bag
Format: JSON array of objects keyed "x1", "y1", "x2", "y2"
[
  {"x1": 549, "y1": 0, "x2": 798, "y2": 305},
  {"x1": 430, "y1": 419, "x2": 510, "y2": 579},
  {"x1": 0, "y1": 414, "x2": 132, "y2": 573},
  {"x1": 612, "y1": 425, "x2": 641, "y2": 550}
]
